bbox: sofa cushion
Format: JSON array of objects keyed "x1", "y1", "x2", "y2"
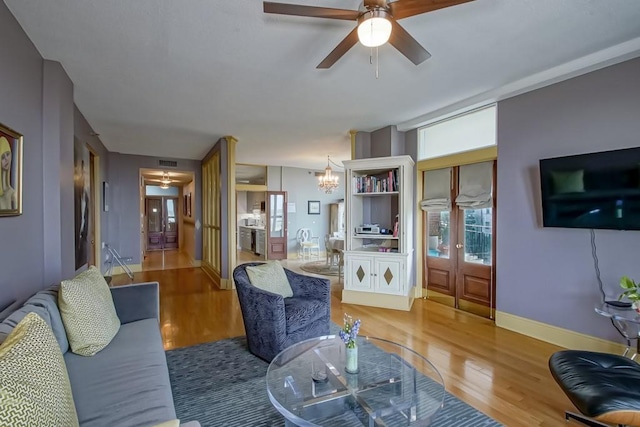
[
  {"x1": 65, "y1": 318, "x2": 176, "y2": 427},
  {"x1": 246, "y1": 261, "x2": 293, "y2": 298},
  {"x1": 0, "y1": 303, "x2": 52, "y2": 344},
  {"x1": 23, "y1": 285, "x2": 69, "y2": 353},
  {"x1": 284, "y1": 298, "x2": 328, "y2": 334},
  {"x1": 59, "y1": 266, "x2": 121, "y2": 356},
  {"x1": 0, "y1": 312, "x2": 79, "y2": 426}
]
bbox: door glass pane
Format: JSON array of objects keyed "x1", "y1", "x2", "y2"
[
  {"x1": 463, "y1": 208, "x2": 492, "y2": 265},
  {"x1": 270, "y1": 194, "x2": 284, "y2": 237},
  {"x1": 148, "y1": 199, "x2": 162, "y2": 233},
  {"x1": 166, "y1": 199, "x2": 177, "y2": 232},
  {"x1": 427, "y1": 211, "x2": 450, "y2": 259}
]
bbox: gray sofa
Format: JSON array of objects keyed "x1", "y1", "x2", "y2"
[{"x1": 0, "y1": 282, "x2": 198, "y2": 427}]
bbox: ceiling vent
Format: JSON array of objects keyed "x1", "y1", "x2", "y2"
[{"x1": 159, "y1": 159, "x2": 178, "y2": 168}]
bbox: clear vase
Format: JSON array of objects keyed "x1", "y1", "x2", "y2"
[{"x1": 345, "y1": 344, "x2": 358, "y2": 374}]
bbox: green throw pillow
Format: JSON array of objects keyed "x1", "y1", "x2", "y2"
[
  {"x1": 245, "y1": 261, "x2": 294, "y2": 298},
  {"x1": 0, "y1": 312, "x2": 79, "y2": 426},
  {"x1": 551, "y1": 170, "x2": 585, "y2": 194},
  {"x1": 59, "y1": 266, "x2": 121, "y2": 356}
]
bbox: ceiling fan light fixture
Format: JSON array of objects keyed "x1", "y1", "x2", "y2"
[{"x1": 357, "y1": 10, "x2": 392, "y2": 48}]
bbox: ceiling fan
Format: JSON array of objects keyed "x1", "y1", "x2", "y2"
[{"x1": 264, "y1": 0, "x2": 474, "y2": 69}]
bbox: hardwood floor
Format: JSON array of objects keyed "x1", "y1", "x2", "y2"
[
  {"x1": 111, "y1": 262, "x2": 574, "y2": 427},
  {"x1": 142, "y1": 250, "x2": 195, "y2": 271}
]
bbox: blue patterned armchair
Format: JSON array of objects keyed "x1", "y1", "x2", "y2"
[{"x1": 233, "y1": 263, "x2": 331, "y2": 362}]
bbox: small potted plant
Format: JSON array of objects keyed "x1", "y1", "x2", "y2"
[{"x1": 619, "y1": 276, "x2": 640, "y2": 311}]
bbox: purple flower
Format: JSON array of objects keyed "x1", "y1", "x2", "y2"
[{"x1": 340, "y1": 314, "x2": 361, "y2": 348}]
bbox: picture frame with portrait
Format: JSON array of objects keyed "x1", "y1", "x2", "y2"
[{"x1": 0, "y1": 123, "x2": 23, "y2": 216}]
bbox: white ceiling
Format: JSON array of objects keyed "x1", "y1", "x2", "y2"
[{"x1": 5, "y1": 0, "x2": 640, "y2": 170}]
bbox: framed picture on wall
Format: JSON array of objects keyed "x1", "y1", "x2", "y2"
[
  {"x1": 0, "y1": 122, "x2": 23, "y2": 216},
  {"x1": 184, "y1": 194, "x2": 188, "y2": 216},
  {"x1": 187, "y1": 192, "x2": 192, "y2": 217},
  {"x1": 308, "y1": 200, "x2": 320, "y2": 215}
]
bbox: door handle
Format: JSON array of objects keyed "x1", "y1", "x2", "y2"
[{"x1": 456, "y1": 243, "x2": 464, "y2": 249}]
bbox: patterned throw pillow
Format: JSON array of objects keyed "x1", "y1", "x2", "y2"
[
  {"x1": 59, "y1": 266, "x2": 121, "y2": 356},
  {"x1": 0, "y1": 312, "x2": 79, "y2": 426},
  {"x1": 246, "y1": 261, "x2": 294, "y2": 298}
]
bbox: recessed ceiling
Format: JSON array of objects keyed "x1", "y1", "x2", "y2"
[
  {"x1": 142, "y1": 169, "x2": 194, "y2": 186},
  {"x1": 5, "y1": 1, "x2": 640, "y2": 169}
]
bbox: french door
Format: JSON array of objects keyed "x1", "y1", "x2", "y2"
[
  {"x1": 424, "y1": 163, "x2": 496, "y2": 318},
  {"x1": 266, "y1": 191, "x2": 287, "y2": 260},
  {"x1": 146, "y1": 197, "x2": 179, "y2": 250}
]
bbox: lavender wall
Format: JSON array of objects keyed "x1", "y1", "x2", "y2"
[
  {"x1": 107, "y1": 153, "x2": 201, "y2": 266},
  {"x1": 0, "y1": 4, "x2": 106, "y2": 306},
  {"x1": 42, "y1": 61, "x2": 74, "y2": 283},
  {"x1": 0, "y1": 3, "x2": 45, "y2": 307},
  {"x1": 497, "y1": 57, "x2": 640, "y2": 342}
]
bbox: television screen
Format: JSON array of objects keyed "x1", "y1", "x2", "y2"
[{"x1": 539, "y1": 147, "x2": 640, "y2": 230}]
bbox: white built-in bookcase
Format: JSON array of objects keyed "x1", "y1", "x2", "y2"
[{"x1": 342, "y1": 155, "x2": 415, "y2": 311}]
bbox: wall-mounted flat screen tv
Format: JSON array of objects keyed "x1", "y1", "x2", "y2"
[{"x1": 539, "y1": 147, "x2": 640, "y2": 230}]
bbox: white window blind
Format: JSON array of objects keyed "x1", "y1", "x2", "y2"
[
  {"x1": 418, "y1": 105, "x2": 496, "y2": 161},
  {"x1": 420, "y1": 167, "x2": 451, "y2": 212},
  {"x1": 455, "y1": 161, "x2": 493, "y2": 209}
]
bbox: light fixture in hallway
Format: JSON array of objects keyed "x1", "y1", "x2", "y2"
[{"x1": 160, "y1": 172, "x2": 171, "y2": 189}]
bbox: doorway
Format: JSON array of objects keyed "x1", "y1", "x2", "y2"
[
  {"x1": 236, "y1": 190, "x2": 267, "y2": 263},
  {"x1": 267, "y1": 191, "x2": 287, "y2": 260},
  {"x1": 146, "y1": 196, "x2": 179, "y2": 250},
  {"x1": 424, "y1": 162, "x2": 496, "y2": 318}
]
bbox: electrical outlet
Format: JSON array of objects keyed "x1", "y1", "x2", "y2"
[{"x1": 101, "y1": 242, "x2": 106, "y2": 249}]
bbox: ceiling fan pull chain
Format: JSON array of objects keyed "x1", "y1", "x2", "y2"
[
  {"x1": 376, "y1": 46, "x2": 379, "y2": 79},
  {"x1": 370, "y1": 46, "x2": 373, "y2": 65}
]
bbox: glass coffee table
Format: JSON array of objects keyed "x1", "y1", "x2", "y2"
[{"x1": 266, "y1": 335, "x2": 445, "y2": 426}]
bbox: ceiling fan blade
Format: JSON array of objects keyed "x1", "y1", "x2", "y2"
[
  {"x1": 388, "y1": 0, "x2": 474, "y2": 20},
  {"x1": 317, "y1": 27, "x2": 359, "y2": 69},
  {"x1": 264, "y1": 2, "x2": 360, "y2": 20},
  {"x1": 388, "y1": 20, "x2": 431, "y2": 65}
]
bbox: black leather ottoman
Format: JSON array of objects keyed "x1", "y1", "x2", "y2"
[{"x1": 549, "y1": 350, "x2": 640, "y2": 426}]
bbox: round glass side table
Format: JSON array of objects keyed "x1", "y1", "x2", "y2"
[{"x1": 595, "y1": 303, "x2": 640, "y2": 359}]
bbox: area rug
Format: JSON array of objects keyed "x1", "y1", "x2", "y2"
[
  {"x1": 300, "y1": 261, "x2": 340, "y2": 277},
  {"x1": 166, "y1": 336, "x2": 502, "y2": 427}
]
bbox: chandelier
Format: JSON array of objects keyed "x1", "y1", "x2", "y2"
[{"x1": 318, "y1": 155, "x2": 340, "y2": 194}]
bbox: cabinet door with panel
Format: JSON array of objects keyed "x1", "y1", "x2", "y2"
[
  {"x1": 345, "y1": 255, "x2": 374, "y2": 291},
  {"x1": 374, "y1": 257, "x2": 404, "y2": 295},
  {"x1": 256, "y1": 230, "x2": 265, "y2": 255}
]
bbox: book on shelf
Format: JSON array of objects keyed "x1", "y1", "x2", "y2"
[
  {"x1": 393, "y1": 214, "x2": 399, "y2": 238},
  {"x1": 352, "y1": 168, "x2": 399, "y2": 194}
]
